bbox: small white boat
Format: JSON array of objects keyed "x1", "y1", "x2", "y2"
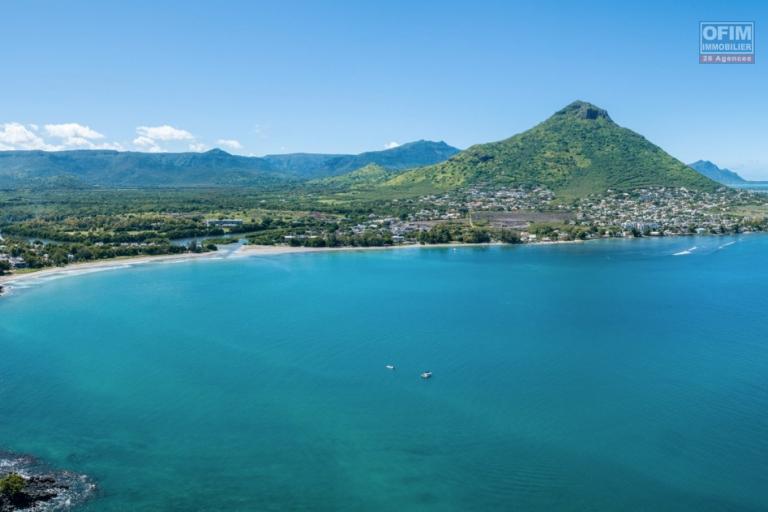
[
  {"x1": 385, "y1": 364, "x2": 395, "y2": 370},
  {"x1": 420, "y1": 371, "x2": 432, "y2": 379}
]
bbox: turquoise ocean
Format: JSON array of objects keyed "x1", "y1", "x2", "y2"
[{"x1": 1, "y1": 236, "x2": 767, "y2": 511}]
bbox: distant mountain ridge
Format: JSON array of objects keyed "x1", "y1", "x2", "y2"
[
  {"x1": 688, "y1": 160, "x2": 746, "y2": 185},
  {"x1": 263, "y1": 140, "x2": 459, "y2": 178},
  {"x1": 383, "y1": 101, "x2": 718, "y2": 197},
  {"x1": 0, "y1": 140, "x2": 459, "y2": 188},
  {"x1": 0, "y1": 149, "x2": 275, "y2": 188}
]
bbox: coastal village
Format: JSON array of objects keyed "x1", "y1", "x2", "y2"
[
  {"x1": 2, "y1": 186, "x2": 767, "y2": 276},
  {"x1": 263, "y1": 186, "x2": 767, "y2": 246}
]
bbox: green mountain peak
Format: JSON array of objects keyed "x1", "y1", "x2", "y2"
[
  {"x1": 384, "y1": 101, "x2": 718, "y2": 198},
  {"x1": 553, "y1": 100, "x2": 613, "y2": 122}
]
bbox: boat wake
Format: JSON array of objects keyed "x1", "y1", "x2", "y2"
[{"x1": 673, "y1": 246, "x2": 697, "y2": 256}]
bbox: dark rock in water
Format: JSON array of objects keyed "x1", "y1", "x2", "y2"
[
  {"x1": 1, "y1": 475, "x2": 62, "y2": 511},
  {"x1": 0, "y1": 451, "x2": 95, "y2": 511}
]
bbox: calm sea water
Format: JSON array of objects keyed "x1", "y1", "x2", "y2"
[
  {"x1": 735, "y1": 183, "x2": 768, "y2": 193},
  {"x1": 1, "y1": 237, "x2": 767, "y2": 511}
]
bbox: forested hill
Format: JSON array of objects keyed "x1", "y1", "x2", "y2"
[
  {"x1": 384, "y1": 101, "x2": 719, "y2": 197},
  {"x1": 0, "y1": 149, "x2": 274, "y2": 188},
  {"x1": 0, "y1": 140, "x2": 459, "y2": 188}
]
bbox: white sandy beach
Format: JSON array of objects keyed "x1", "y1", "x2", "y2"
[{"x1": 0, "y1": 251, "x2": 219, "y2": 290}]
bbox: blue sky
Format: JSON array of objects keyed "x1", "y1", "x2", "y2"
[{"x1": 1, "y1": 0, "x2": 767, "y2": 177}]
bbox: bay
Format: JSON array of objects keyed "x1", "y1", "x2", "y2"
[{"x1": 1, "y1": 236, "x2": 767, "y2": 511}]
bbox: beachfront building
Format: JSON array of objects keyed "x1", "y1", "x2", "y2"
[{"x1": 205, "y1": 219, "x2": 244, "y2": 228}]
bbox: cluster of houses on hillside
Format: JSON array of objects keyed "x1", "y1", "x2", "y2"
[
  {"x1": 337, "y1": 187, "x2": 764, "y2": 243},
  {"x1": 282, "y1": 186, "x2": 765, "y2": 246},
  {"x1": 573, "y1": 188, "x2": 759, "y2": 236}
]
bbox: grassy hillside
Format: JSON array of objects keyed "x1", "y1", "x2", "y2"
[
  {"x1": 385, "y1": 101, "x2": 719, "y2": 197},
  {"x1": 310, "y1": 164, "x2": 397, "y2": 190}
]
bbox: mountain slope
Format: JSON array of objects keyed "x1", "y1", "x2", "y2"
[
  {"x1": 689, "y1": 160, "x2": 746, "y2": 185},
  {"x1": 386, "y1": 101, "x2": 719, "y2": 197},
  {"x1": 0, "y1": 140, "x2": 459, "y2": 188},
  {"x1": 262, "y1": 140, "x2": 459, "y2": 178},
  {"x1": 0, "y1": 149, "x2": 278, "y2": 188},
  {"x1": 310, "y1": 164, "x2": 398, "y2": 190}
]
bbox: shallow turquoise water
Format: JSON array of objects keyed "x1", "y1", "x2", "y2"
[{"x1": 1, "y1": 236, "x2": 767, "y2": 511}]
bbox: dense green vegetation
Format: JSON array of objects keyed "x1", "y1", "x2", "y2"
[
  {"x1": 0, "y1": 473, "x2": 25, "y2": 497},
  {"x1": 2, "y1": 213, "x2": 225, "y2": 243},
  {"x1": 309, "y1": 164, "x2": 398, "y2": 190},
  {"x1": 385, "y1": 101, "x2": 719, "y2": 197},
  {"x1": 403, "y1": 219, "x2": 533, "y2": 245},
  {"x1": 0, "y1": 236, "x2": 191, "y2": 268},
  {"x1": 0, "y1": 140, "x2": 458, "y2": 188},
  {"x1": 0, "y1": 188, "x2": 419, "y2": 269}
]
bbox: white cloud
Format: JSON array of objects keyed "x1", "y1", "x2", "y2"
[
  {"x1": 384, "y1": 141, "x2": 400, "y2": 149},
  {"x1": 43, "y1": 123, "x2": 123, "y2": 150},
  {"x1": 1, "y1": 121, "x2": 249, "y2": 154},
  {"x1": 133, "y1": 135, "x2": 163, "y2": 153},
  {"x1": 131, "y1": 125, "x2": 195, "y2": 152},
  {"x1": 45, "y1": 123, "x2": 104, "y2": 141},
  {"x1": 0, "y1": 122, "x2": 54, "y2": 150},
  {"x1": 216, "y1": 139, "x2": 242, "y2": 150},
  {"x1": 1, "y1": 121, "x2": 123, "y2": 151},
  {"x1": 64, "y1": 137, "x2": 95, "y2": 147},
  {"x1": 136, "y1": 125, "x2": 194, "y2": 141},
  {"x1": 132, "y1": 136, "x2": 155, "y2": 146},
  {"x1": 95, "y1": 141, "x2": 124, "y2": 151}
]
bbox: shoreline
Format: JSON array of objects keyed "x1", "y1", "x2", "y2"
[
  {"x1": 231, "y1": 241, "x2": 513, "y2": 257},
  {"x1": 0, "y1": 251, "x2": 219, "y2": 292},
  {"x1": 0, "y1": 233, "x2": 750, "y2": 295},
  {"x1": 0, "y1": 241, "x2": 548, "y2": 294}
]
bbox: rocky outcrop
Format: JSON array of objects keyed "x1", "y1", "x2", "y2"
[
  {"x1": 0, "y1": 452, "x2": 94, "y2": 511},
  {"x1": 1, "y1": 475, "x2": 63, "y2": 511}
]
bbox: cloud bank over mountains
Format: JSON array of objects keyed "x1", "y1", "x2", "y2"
[{"x1": 0, "y1": 121, "x2": 242, "y2": 154}]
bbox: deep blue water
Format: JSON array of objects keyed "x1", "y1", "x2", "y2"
[{"x1": 1, "y1": 236, "x2": 767, "y2": 511}]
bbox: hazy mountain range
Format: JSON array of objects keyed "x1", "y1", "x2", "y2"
[
  {"x1": 688, "y1": 160, "x2": 746, "y2": 185},
  {"x1": 0, "y1": 140, "x2": 459, "y2": 188}
]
